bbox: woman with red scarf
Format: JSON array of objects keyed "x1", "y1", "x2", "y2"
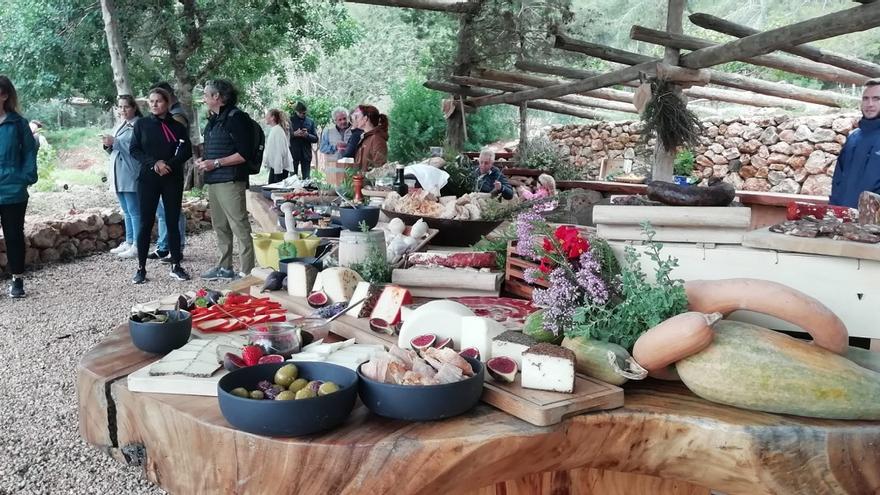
[{"x1": 129, "y1": 87, "x2": 193, "y2": 284}]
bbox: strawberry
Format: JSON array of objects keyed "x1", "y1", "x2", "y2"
[{"x1": 241, "y1": 345, "x2": 265, "y2": 367}]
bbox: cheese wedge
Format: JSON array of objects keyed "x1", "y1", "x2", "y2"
[
  {"x1": 521, "y1": 343, "x2": 576, "y2": 394},
  {"x1": 313, "y1": 268, "x2": 362, "y2": 303},
  {"x1": 370, "y1": 285, "x2": 412, "y2": 325},
  {"x1": 286, "y1": 262, "x2": 318, "y2": 298},
  {"x1": 490, "y1": 331, "x2": 537, "y2": 368}
]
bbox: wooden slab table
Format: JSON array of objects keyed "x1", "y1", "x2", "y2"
[{"x1": 77, "y1": 280, "x2": 880, "y2": 494}]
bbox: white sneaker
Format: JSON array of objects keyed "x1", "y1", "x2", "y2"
[
  {"x1": 118, "y1": 244, "x2": 139, "y2": 258},
  {"x1": 110, "y1": 242, "x2": 131, "y2": 254}
]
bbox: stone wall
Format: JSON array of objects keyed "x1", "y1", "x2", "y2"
[
  {"x1": 548, "y1": 113, "x2": 861, "y2": 196},
  {"x1": 0, "y1": 199, "x2": 212, "y2": 273}
]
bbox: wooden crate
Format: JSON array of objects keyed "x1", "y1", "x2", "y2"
[{"x1": 504, "y1": 242, "x2": 549, "y2": 299}]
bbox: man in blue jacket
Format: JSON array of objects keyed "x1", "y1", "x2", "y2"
[
  {"x1": 830, "y1": 80, "x2": 880, "y2": 207},
  {"x1": 474, "y1": 149, "x2": 514, "y2": 200},
  {"x1": 289, "y1": 102, "x2": 318, "y2": 179}
]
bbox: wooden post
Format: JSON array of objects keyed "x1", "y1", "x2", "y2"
[
  {"x1": 343, "y1": 0, "x2": 479, "y2": 13},
  {"x1": 445, "y1": 1, "x2": 482, "y2": 153},
  {"x1": 473, "y1": 68, "x2": 635, "y2": 103},
  {"x1": 688, "y1": 13, "x2": 880, "y2": 78},
  {"x1": 652, "y1": 0, "x2": 685, "y2": 183},
  {"x1": 679, "y1": 2, "x2": 880, "y2": 69},
  {"x1": 630, "y1": 25, "x2": 869, "y2": 85},
  {"x1": 519, "y1": 102, "x2": 528, "y2": 162},
  {"x1": 424, "y1": 81, "x2": 602, "y2": 120},
  {"x1": 552, "y1": 37, "x2": 858, "y2": 107}
]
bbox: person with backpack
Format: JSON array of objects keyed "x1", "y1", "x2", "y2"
[
  {"x1": 129, "y1": 87, "x2": 193, "y2": 284},
  {"x1": 196, "y1": 79, "x2": 260, "y2": 280},
  {"x1": 0, "y1": 76, "x2": 38, "y2": 298}
]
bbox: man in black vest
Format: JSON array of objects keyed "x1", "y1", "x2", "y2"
[{"x1": 195, "y1": 79, "x2": 255, "y2": 280}]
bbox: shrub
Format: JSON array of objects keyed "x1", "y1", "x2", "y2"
[
  {"x1": 674, "y1": 149, "x2": 695, "y2": 176},
  {"x1": 515, "y1": 135, "x2": 581, "y2": 180}
]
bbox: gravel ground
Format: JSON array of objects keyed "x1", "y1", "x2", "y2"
[
  {"x1": 26, "y1": 186, "x2": 119, "y2": 218},
  {"x1": 0, "y1": 230, "x2": 236, "y2": 494}
]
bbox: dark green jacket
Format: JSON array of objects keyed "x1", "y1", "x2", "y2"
[{"x1": 0, "y1": 111, "x2": 38, "y2": 205}]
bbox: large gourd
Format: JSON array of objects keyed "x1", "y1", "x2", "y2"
[
  {"x1": 561, "y1": 336, "x2": 634, "y2": 386},
  {"x1": 676, "y1": 320, "x2": 880, "y2": 420}
]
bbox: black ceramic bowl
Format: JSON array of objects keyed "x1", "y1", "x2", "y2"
[
  {"x1": 128, "y1": 310, "x2": 192, "y2": 354},
  {"x1": 218, "y1": 361, "x2": 358, "y2": 437},
  {"x1": 380, "y1": 209, "x2": 503, "y2": 246},
  {"x1": 339, "y1": 205, "x2": 380, "y2": 231},
  {"x1": 357, "y1": 356, "x2": 484, "y2": 421},
  {"x1": 279, "y1": 256, "x2": 323, "y2": 273}
]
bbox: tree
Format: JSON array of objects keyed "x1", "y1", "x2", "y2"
[{"x1": 99, "y1": 0, "x2": 132, "y2": 96}]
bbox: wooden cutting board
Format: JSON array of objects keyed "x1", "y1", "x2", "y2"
[
  {"x1": 259, "y1": 289, "x2": 624, "y2": 426},
  {"x1": 742, "y1": 227, "x2": 880, "y2": 262}
]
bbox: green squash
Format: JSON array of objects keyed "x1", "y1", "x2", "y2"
[
  {"x1": 562, "y1": 336, "x2": 635, "y2": 385},
  {"x1": 522, "y1": 310, "x2": 563, "y2": 345}
]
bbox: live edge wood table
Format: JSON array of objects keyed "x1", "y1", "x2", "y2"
[{"x1": 78, "y1": 284, "x2": 880, "y2": 495}]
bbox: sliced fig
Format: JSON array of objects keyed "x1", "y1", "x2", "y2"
[
  {"x1": 223, "y1": 352, "x2": 246, "y2": 371},
  {"x1": 410, "y1": 334, "x2": 436, "y2": 352},
  {"x1": 307, "y1": 291, "x2": 329, "y2": 308},
  {"x1": 459, "y1": 347, "x2": 481, "y2": 361},
  {"x1": 486, "y1": 356, "x2": 517, "y2": 383},
  {"x1": 258, "y1": 354, "x2": 285, "y2": 365},
  {"x1": 369, "y1": 318, "x2": 396, "y2": 335},
  {"x1": 434, "y1": 337, "x2": 452, "y2": 349}
]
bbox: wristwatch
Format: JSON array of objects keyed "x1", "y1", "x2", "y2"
[{"x1": 213, "y1": 159, "x2": 221, "y2": 170}]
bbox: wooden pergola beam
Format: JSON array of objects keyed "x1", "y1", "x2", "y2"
[
  {"x1": 554, "y1": 35, "x2": 858, "y2": 107},
  {"x1": 423, "y1": 81, "x2": 602, "y2": 120},
  {"x1": 514, "y1": 59, "x2": 813, "y2": 109},
  {"x1": 688, "y1": 13, "x2": 880, "y2": 78},
  {"x1": 472, "y1": 67, "x2": 635, "y2": 103},
  {"x1": 451, "y1": 74, "x2": 637, "y2": 113},
  {"x1": 630, "y1": 25, "x2": 869, "y2": 85},
  {"x1": 344, "y1": 0, "x2": 479, "y2": 13},
  {"x1": 678, "y1": 2, "x2": 880, "y2": 69}
]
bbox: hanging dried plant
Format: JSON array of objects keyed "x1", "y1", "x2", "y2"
[{"x1": 641, "y1": 79, "x2": 702, "y2": 151}]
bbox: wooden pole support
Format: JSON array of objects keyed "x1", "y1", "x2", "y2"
[
  {"x1": 343, "y1": 0, "x2": 480, "y2": 13},
  {"x1": 424, "y1": 81, "x2": 603, "y2": 120}
]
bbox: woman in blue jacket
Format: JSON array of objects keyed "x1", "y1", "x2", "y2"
[
  {"x1": 0, "y1": 76, "x2": 38, "y2": 298},
  {"x1": 103, "y1": 94, "x2": 142, "y2": 258}
]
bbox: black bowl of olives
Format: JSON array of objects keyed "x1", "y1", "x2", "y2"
[{"x1": 218, "y1": 361, "x2": 358, "y2": 437}]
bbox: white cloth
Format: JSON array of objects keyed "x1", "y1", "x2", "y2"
[
  {"x1": 262, "y1": 124, "x2": 294, "y2": 174},
  {"x1": 404, "y1": 162, "x2": 449, "y2": 197}
]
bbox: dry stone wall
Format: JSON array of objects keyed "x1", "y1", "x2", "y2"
[
  {"x1": 548, "y1": 113, "x2": 861, "y2": 196},
  {"x1": 0, "y1": 199, "x2": 212, "y2": 273}
]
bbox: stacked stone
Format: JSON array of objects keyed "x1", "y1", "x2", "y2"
[
  {"x1": 0, "y1": 198, "x2": 212, "y2": 272},
  {"x1": 547, "y1": 114, "x2": 860, "y2": 196}
]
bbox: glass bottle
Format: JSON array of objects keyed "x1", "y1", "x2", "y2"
[{"x1": 393, "y1": 163, "x2": 408, "y2": 196}]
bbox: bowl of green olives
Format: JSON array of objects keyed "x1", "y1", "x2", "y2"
[{"x1": 217, "y1": 361, "x2": 358, "y2": 437}]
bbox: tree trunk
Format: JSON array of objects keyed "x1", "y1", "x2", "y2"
[
  {"x1": 174, "y1": 78, "x2": 204, "y2": 190},
  {"x1": 99, "y1": 0, "x2": 132, "y2": 96},
  {"x1": 445, "y1": 1, "x2": 482, "y2": 153},
  {"x1": 519, "y1": 102, "x2": 528, "y2": 158}
]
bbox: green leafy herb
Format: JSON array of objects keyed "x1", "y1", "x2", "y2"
[
  {"x1": 277, "y1": 241, "x2": 298, "y2": 259},
  {"x1": 568, "y1": 223, "x2": 688, "y2": 350},
  {"x1": 349, "y1": 221, "x2": 392, "y2": 284}
]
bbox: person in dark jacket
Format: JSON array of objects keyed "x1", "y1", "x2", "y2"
[
  {"x1": 830, "y1": 79, "x2": 880, "y2": 207},
  {"x1": 129, "y1": 87, "x2": 193, "y2": 284},
  {"x1": 474, "y1": 149, "x2": 514, "y2": 200},
  {"x1": 289, "y1": 101, "x2": 318, "y2": 179},
  {"x1": 0, "y1": 76, "x2": 37, "y2": 298},
  {"x1": 195, "y1": 79, "x2": 255, "y2": 280}
]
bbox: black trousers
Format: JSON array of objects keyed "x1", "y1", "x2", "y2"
[
  {"x1": 0, "y1": 200, "x2": 27, "y2": 275},
  {"x1": 268, "y1": 169, "x2": 289, "y2": 184},
  {"x1": 137, "y1": 174, "x2": 184, "y2": 268},
  {"x1": 291, "y1": 148, "x2": 311, "y2": 179}
]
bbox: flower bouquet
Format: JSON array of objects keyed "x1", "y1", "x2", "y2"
[{"x1": 514, "y1": 213, "x2": 687, "y2": 351}]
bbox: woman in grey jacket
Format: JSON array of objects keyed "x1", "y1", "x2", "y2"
[{"x1": 103, "y1": 95, "x2": 142, "y2": 258}]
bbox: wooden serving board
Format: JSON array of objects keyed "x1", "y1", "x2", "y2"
[
  {"x1": 258, "y1": 288, "x2": 624, "y2": 426},
  {"x1": 742, "y1": 227, "x2": 880, "y2": 262}
]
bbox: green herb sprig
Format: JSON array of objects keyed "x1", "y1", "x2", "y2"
[{"x1": 349, "y1": 221, "x2": 392, "y2": 284}]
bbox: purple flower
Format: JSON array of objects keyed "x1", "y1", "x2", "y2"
[
  {"x1": 523, "y1": 267, "x2": 542, "y2": 284},
  {"x1": 575, "y1": 252, "x2": 609, "y2": 305},
  {"x1": 515, "y1": 211, "x2": 543, "y2": 260},
  {"x1": 532, "y1": 268, "x2": 581, "y2": 336}
]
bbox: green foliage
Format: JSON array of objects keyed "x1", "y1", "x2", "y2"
[
  {"x1": 185, "y1": 187, "x2": 206, "y2": 200},
  {"x1": 673, "y1": 149, "x2": 695, "y2": 177},
  {"x1": 349, "y1": 222, "x2": 392, "y2": 284},
  {"x1": 45, "y1": 126, "x2": 107, "y2": 150},
  {"x1": 277, "y1": 242, "x2": 299, "y2": 259},
  {"x1": 442, "y1": 155, "x2": 477, "y2": 197},
  {"x1": 282, "y1": 94, "x2": 353, "y2": 130},
  {"x1": 33, "y1": 145, "x2": 58, "y2": 192},
  {"x1": 388, "y1": 77, "x2": 516, "y2": 163},
  {"x1": 515, "y1": 136, "x2": 581, "y2": 180},
  {"x1": 472, "y1": 224, "x2": 517, "y2": 269},
  {"x1": 569, "y1": 223, "x2": 688, "y2": 351}
]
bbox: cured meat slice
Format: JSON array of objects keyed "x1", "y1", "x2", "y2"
[
  {"x1": 451, "y1": 297, "x2": 538, "y2": 330},
  {"x1": 858, "y1": 191, "x2": 880, "y2": 226}
]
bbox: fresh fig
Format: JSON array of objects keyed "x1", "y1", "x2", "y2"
[
  {"x1": 486, "y1": 356, "x2": 518, "y2": 383},
  {"x1": 261, "y1": 271, "x2": 286, "y2": 293},
  {"x1": 410, "y1": 334, "x2": 436, "y2": 352},
  {"x1": 258, "y1": 354, "x2": 285, "y2": 365},
  {"x1": 369, "y1": 318, "x2": 397, "y2": 335},
  {"x1": 434, "y1": 337, "x2": 452, "y2": 349},
  {"x1": 459, "y1": 347, "x2": 481, "y2": 361},
  {"x1": 223, "y1": 352, "x2": 246, "y2": 371},
  {"x1": 307, "y1": 291, "x2": 329, "y2": 308}
]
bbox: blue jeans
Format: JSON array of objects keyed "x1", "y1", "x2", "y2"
[
  {"x1": 157, "y1": 200, "x2": 186, "y2": 252},
  {"x1": 116, "y1": 192, "x2": 140, "y2": 244}
]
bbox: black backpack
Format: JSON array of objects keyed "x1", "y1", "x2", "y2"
[{"x1": 227, "y1": 108, "x2": 265, "y2": 174}]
